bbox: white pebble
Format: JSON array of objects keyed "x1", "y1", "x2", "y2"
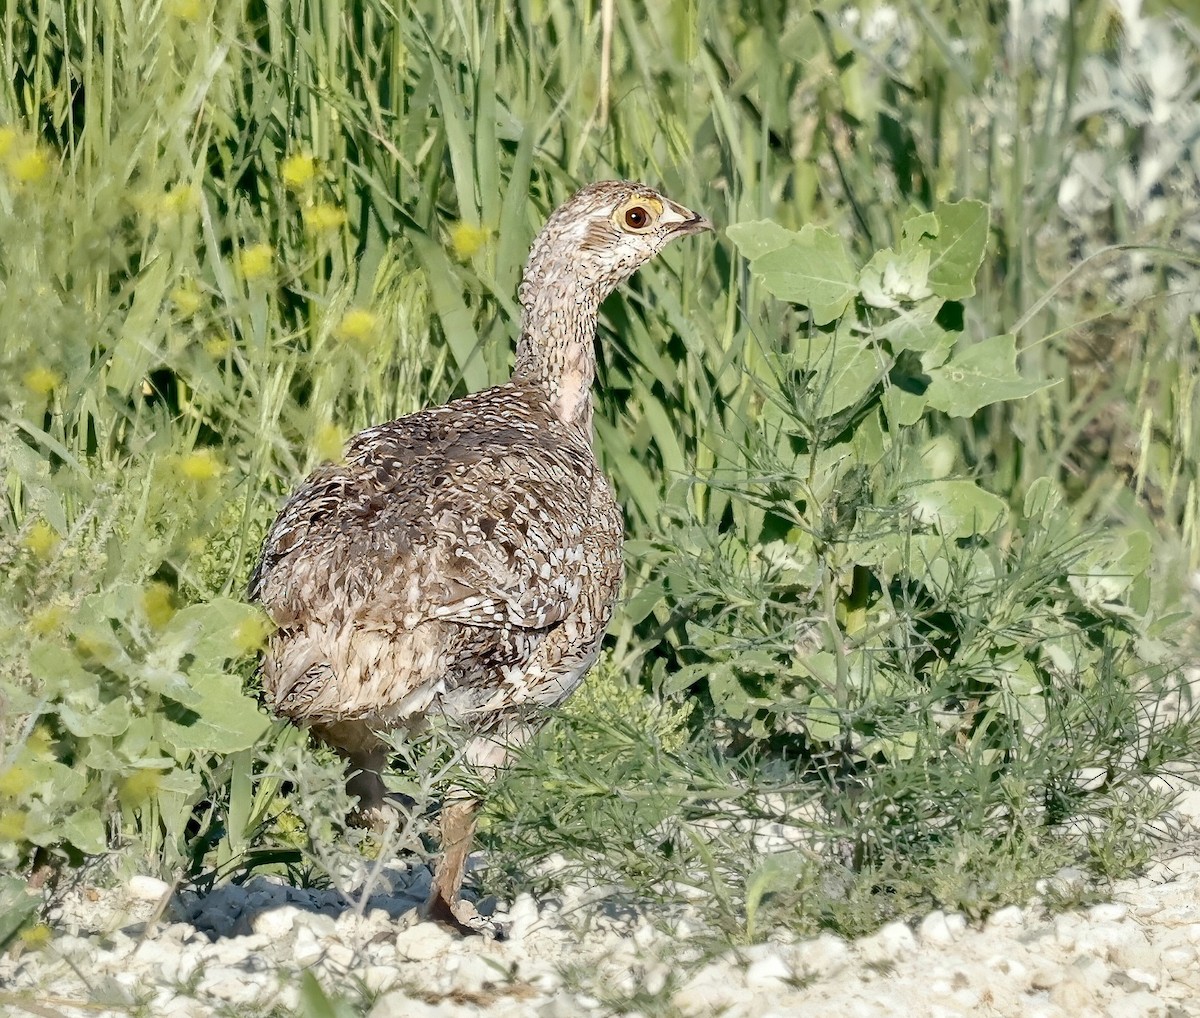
[
  {"x1": 745, "y1": 951, "x2": 792, "y2": 989},
  {"x1": 394, "y1": 921, "x2": 455, "y2": 962},
  {"x1": 1088, "y1": 902, "x2": 1128, "y2": 923},
  {"x1": 986, "y1": 905, "x2": 1025, "y2": 929},
  {"x1": 127, "y1": 875, "x2": 171, "y2": 902},
  {"x1": 251, "y1": 905, "x2": 301, "y2": 941},
  {"x1": 792, "y1": 932, "x2": 851, "y2": 979},
  {"x1": 857, "y1": 921, "x2": 917, "y2": 966},
  {"x1": 917, "y1": 910, "x2": 958, "y2": 947}
]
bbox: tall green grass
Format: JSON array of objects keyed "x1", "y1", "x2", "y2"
[{"x1": 1, "y1": 0, "x2": 1198, "y2": 950}]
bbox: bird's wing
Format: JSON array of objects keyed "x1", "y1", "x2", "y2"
[{"x1": 249, "y1": 403, "x2": 604, "y2": 634}]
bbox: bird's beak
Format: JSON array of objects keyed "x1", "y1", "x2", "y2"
[{"x1": 663, "y1": 199, "x2": 713, "y2": 236}]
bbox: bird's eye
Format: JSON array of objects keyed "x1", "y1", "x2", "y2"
[{"x1": 624, "y1": 206, "x2": 650, "y2": 230}]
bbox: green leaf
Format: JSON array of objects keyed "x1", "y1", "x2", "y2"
[
  {"x1": 926, "y1": 335, "x2": 1052, "y2": 417},
  {"x1": 0, "y1": 876, "x2": 40, "y2": 950},
  {"x1": 159, "y1": 672, "x2": 270, "y2": 755},
  {"x1": 725, "y1": 219, "x2": 797, "y2": 260},
  {"x1": 733, "y1": 223, "x2": 858, "y2": 325},
  {"x1": 798, "y1": 332, "x2": 888, "y2": 418},
  {"x1": 61, "y1": 807, "x2": 106, "y2": 854},
  {"x1": 58, "y1": 693, "x2": 132, "y2": 738},
  {"x1": 919, "y1": 199, "x2": 990, "y2": 299},
  {"x1": 910, "y1": 480, "x2": 1007, "y2": 538},
  {"x1": 803, "y1": 692, "x2": 841, "y2": 743}
]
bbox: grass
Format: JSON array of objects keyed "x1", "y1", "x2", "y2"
[{"x1": 1, "y1": 0, "x2": 1198, "y2": 956}]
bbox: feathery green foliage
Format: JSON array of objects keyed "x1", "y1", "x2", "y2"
[{"x1": 1, "y1": 0, "x2": 1198, "y2": 949}]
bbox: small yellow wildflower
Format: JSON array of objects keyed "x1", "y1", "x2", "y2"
[
  {"x1": 238, "y1": 243, "x2": 274, "y2": 281},
  {"x1": 22, "y1": 521, "x2": 59, "y2": 559},
  {"x1": 159, "y1": 183, "x2": 197, "y2": 219},
  {"x1": 303, "y1": 203, "x2": 347, "y2": 233},
  {"x1": 232, "y1": 610, "x2": 273, "y2": 655},
  {"x1": 178, "y1": 449, "x2": 221, "y2": 482},
  {"x1": 314, "y1": 421, "x2": 346, "y2": 462},
  {"x1": 8, "y1": 147, "x2": 49, "y2": 183},
  {"x1": 141, "y1": 582, "x2": 176, "y2": 629},
  {"x1": 18, "y1": 924, "x2": 52, "y2": 948},
  {"x1": 28, "y1": 604, "x2": 67, "y2": 636},
  {"x1": 203, "y1": 332, "x2": 232, "y2": 358},
  {"x1": 171, "y1": 282, "x2": 203, "y2": 318},
  {"x1": 0, "y1": 766, "x2": 31, "y2": 798},
  {"x1": 119, "y1": 769, "x2": 162, "y2": 807},
  {"x1": 0, "y1": 127, "x2": 18, "y2": 159},
  {"x1": 0, "y1": 811, "x2": 26, "y2": 842},
  {"x1": 449, "y1": 221, "x2": 489, "y2": 260},
  {"x1": 167, "y1": 0, "x2": 204, "y2": 20},
  {"x1": 333, "y1": 308, "x2": 379, "y2": 347},
  {"x1": 22, "y1": 365, "x2": 60, "y2": 396},
  {"x1": 282, "y1": 153, "x2": 316, "y2": 190}
]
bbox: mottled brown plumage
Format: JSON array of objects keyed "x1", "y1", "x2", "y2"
[{"x1": 249, "y1": 180, "x2": 710, "y2": 930}]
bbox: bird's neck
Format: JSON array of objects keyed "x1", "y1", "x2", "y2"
[{"x1": 511, "y1": 278, "x2": 602, "y2": 429}]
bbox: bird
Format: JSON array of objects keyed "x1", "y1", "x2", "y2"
[{"x1": 248, "y1": 180, "x2": 711, "y2": 931}]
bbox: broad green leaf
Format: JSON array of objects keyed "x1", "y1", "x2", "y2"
[
  {"x1": 910, "y1": 480, "x2": 1007, "y2": 537},
  {"x1": 58, "y1": 693, "x2": 132, "y2": 738},
  {"x1": 803, "y1": 692, "x2": 841, "y2": 743},
  {"x1": 745, "y1": 850, "x2": 811, "y2": 940},
  {"x1": 159, "y1": 672, "x2": 270, "y2": 755},
  {"x1": 919, "y1": 199, "x2": 990, "y2": 299},
  {"x1": 926, "y1": 335, "x2": 1051, "y2": 417},
  {"x1": 61, "y1": 807, "x2": 106, "y2": 855},
  {"x1": 725, "y1": 219, "x2": 797, "y2": 260},
  {"x1": 736, "y1": 224, "x2": 858, "y2": 325},
  {"x1": 798, "y1": 332, "x2": 888, "y2": 418},
  {"x1": 872, "y1": 296, "x2": 952, "y2": 355},
  {"x1": 0, "y1": 876, "x2": 40, "y2": 950}
]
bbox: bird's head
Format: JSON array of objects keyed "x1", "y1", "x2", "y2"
[{"x1": 518, "y1": 180, "x2": 712, "y2": 310}]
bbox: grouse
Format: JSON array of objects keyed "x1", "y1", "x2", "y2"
[{"x1": 248, "y1": 180, "x2": 711, "y2": 930}]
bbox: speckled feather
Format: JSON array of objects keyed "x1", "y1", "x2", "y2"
[{"x1": 249, "y1": 180, "x2": 709, "y2": 792}]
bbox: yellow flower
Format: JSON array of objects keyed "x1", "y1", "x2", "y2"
[
  {"x1": 167, "y1": 0, "x2": 204, "y2": 20},
  {"x1": 203, "y1": 332, "x2": 232, "y2": 358},
  {"x1": 27, "y1": 604, "x2": 67, "y2": 636},
  {"x1": 0, "y1": 766, "x2": 31, "y2": 798},
  {"x1": 238, "y1": 243, "x2": 274, "y2": 281},
  {"x1": 119, "y1": 769, "x2": 163, "y2": 807},
  {"x1": 449, "y1": 221, "x2": 489, "y2": 260},
  {"x1": 22, "y1": 521, "x2": 59, "y2": 559},
  {"x1": 159, "y1": 183, "x2": 197, "y2": 218},
  {"x1": 282, "y1": 153, "x2": 316, "y2": 190},
  {"x1": 303, "y1": 203, "x2": 346, "y2": 233},
  {"x1": 141, "y1": 582, "x2": 176, "y2": 629},
  {"x1": 333, "y1": 308, "x2": 379, "y2": 347},
  {"x1": 18, "y1": 924, "x2": 52, "y2": 948},
  {"x1": 0, "y1": 810, "x2": 27, "y2": 842},
  {"x1": 178, "y1": 449, "x2": 221, "y2": 482},
  {"x1": 171, "y1": 282, "x2": 203, "y2": 318},
  {"x1": 22, "y1": 365, "x2": 60, "y2": 396},
  {"x1": 315, "y1": 422, "x2": 346, "y2": 462},
  {"x1": 232, "y1": 610, "x2": 273, "y2": 655},
  {"x1": 8, "y1": 147, "x2": 49, "y2": 183}
]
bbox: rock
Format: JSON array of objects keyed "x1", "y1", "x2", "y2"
[
  {"x1": 251, "y1": 904, "x2": 302, "y2": 940},
  {"x1": 672, "y1": 964, "x2": 747, "y2": 1015},
  {"x1": 986, "y1": 905, "x2": 1025, "y2": 929},
  {"x1": 1087, "y1": 902, "x2": 1128, "y2": 923},
  {"x1": 394, "y1": 921, "x2": 455, "y2": 962},
  {"x1": 745, "y1": 951, "x2": 792, "y2": 990},
  {"x1": 505, "y1": 893, "x2": 540, "y2": 943},
  {"x1": 293, "y1": 925, "x2": 325, "y2": 967},
  {"x1": 447, "y1": 951, "x2": 504, "y2": 993},
  {"x1": 792, "y1": 932, "x2": 850, "y2": 980},
  {"x1": 1105, "y1": 990, "x2": 1169, "y2": 1018},
  {"x1": 917, "y1": 911, "x2": 959, "y2": 947},
  {"x1": 857, "y1": 921, "x2": 916, "y2": 967},
  {"x1": 128, "y1": 875, "x2": 171, "y2": 902}
]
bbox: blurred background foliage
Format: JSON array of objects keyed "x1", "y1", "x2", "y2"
[{"x1": 1, "y1": 0, "x2": 1198, "y2": 944}]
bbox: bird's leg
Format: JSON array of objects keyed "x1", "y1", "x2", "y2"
[
  {"x1": 311, "y1": 721, "x2": 393, "y2": 826},
  {"x1": 424, "y1": 786, "x2": 481, "y2": 933}
]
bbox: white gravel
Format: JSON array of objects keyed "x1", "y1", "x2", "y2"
[{"x1": 6, "y1": 811, "x2": 1200, "y2": 1016}]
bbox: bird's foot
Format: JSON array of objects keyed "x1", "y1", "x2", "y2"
[{"x1": 422, "y1": 892, "x2": 503, "y2": 938}]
